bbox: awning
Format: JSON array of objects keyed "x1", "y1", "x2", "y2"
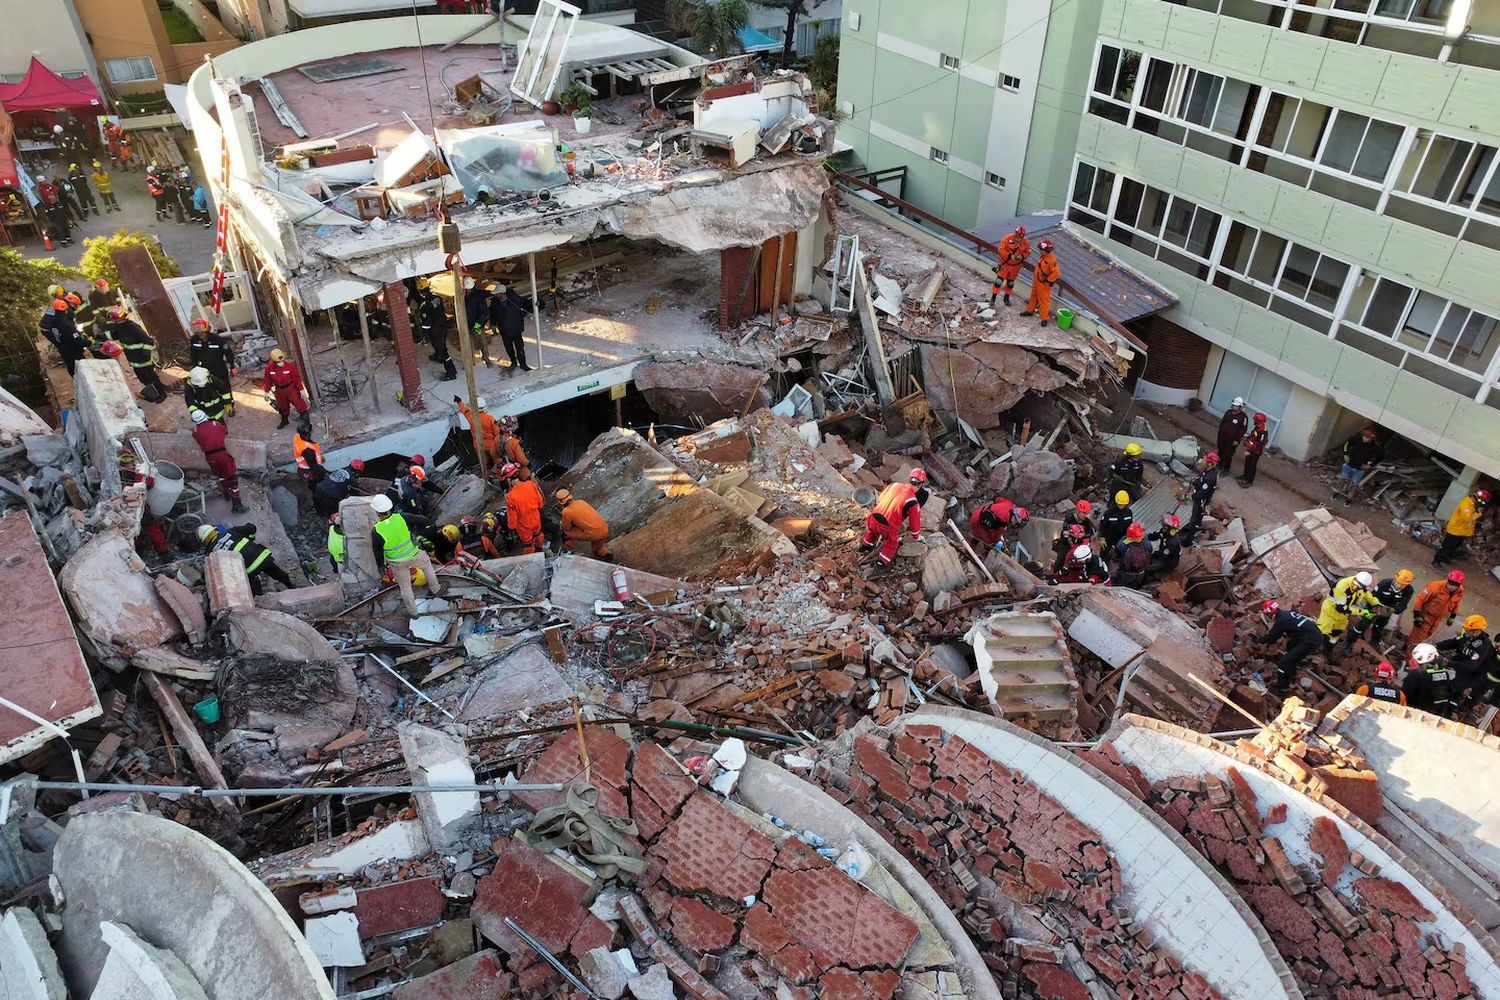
[
  {"x1": 738, "y1": 25, "x2": 781, "y2": 53},
  {"x1": 0, "y1": 145, "x2": 17, "y2": 188},
  {"x1": 0, "y1": 58, "x2": 103, "y2": 113}
]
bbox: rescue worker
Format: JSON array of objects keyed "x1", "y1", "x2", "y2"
[
  {"x1": 388, "y1": 472, "x2": 428, "y2": 516},
  {"x1": 1437, "y1": 615, "x2": 1496, "y2": 710},
  {"x1": 455, "y1": 395, "x2": 502, "y2": 468},
  {"x1": 185, "y1": 367, "x2": 228, "y2": 422},
  {"x1": 327, "y1": 513, "x2": 346, "y2": 571},
  {"x1": 1434, "y1": 487, "x2": 1489, "y2": 566},
  {"x1": 500, "y1": 415, "x2": 528, "y2": 469},
  {"x1": 989, "y1": 225, "x2": 1030, "y2": 307},
  {"x1": 313, "y1": 460, "x2": 366, "y2": 518},
  {"x1": 463, "y1": 277, "x2": 492, "y2": 364},
  {"x1": 1050, "y1": 501, "x2": 1095, "y2": 572},
  {"x1": 969, "y1": 497, "x2": 1028, "y2": 551},
  {"x1": 1360, "y1": 569, "x2": 1416, "y2": 646},
  {"x1": 369, "y1": 494, "x2": 444, "y2": 615},
  {"x1": 491, "y1": 282, "x2": 533, "y2": 374},
  {"x1": 189, "y1": 410, "x2": 246, "y2": 512},
  {"x1": 90, "y1": 161, "x2": 120, "y2": 212},
  {"x1": 1051, "y1": 543, "x2": 1109, "y2": 585},
  {"x1": 1099, "y1": 490, "x2": 1135, "y2": 555},
  {"x1": 431, "y1": 523, "x2": 463, "y2": 564},
  {"x1": 197, "y1": 523, "x2": 296, "y2": 595},
  {"x1": 417, "y1": 284, "x2": 457, "y2": 382},
  {"x1": 457, "y1": 515, "x2": 502, "y2": 560},
  {"x1": 261, "y1": 348, "x2": 309, "y2": 428},
  {"x1": 1455, "y1": 645, "x2": 1500, "y2": 718},
  {"x1": 556, "y1": 488, "x2": 612, "y2": 559},
  {"x1": 39, "y1": 297, "x2": 87, "y2": 376},
  {"x1": 1020, "y1": 239, "x2": 1060, "y2": 326},
  {"x1": 1402, "y1": 643, "x2": 1456, "y2": 716},
  {"x1": 67, "y1": 162, "x2": 98, "y2": 217},
  {"x1": 106, "y1": 306, "x2": 165, "y2": 402},
  {"x1": 1216, "y1": 397, "x2": 1247, "y2": 480},
  {"x1": 118, "y1": 133, "x2": 135, "y2": 171},
  {"x1": 1253, "y1": 599, "x2": 1325, "y2": 695},
  {"x1": 1147, "y1": 514, "x2": 1183, "y2": 575},
  {"x1": 188, "y1": 318, "x2": 236, "y2": 416},
  {"x1": 1108, "y1": 443, "x2": 1145, "y2": 501},
  {"x1": 505, "y1": 466, "x2": 546, "y2": 554},
  {"x1": 1237, "y1": 412, "x2": 1269, "y2": 487},
  {"x1": 1113, "y1": 523, "x2": 1152, "y2": 589},
  {"x1": 1317, "y1": 571, "x2": 1378, "y2": 650},
  {"x1": 859, "y1": 469, "x2": 929, "y2": 568},
  {"x1": 88, "y1": 278, "x2": 119, "y2": 338},
  {"x1": 1408, "y1": 571, "x2": 1466, "y2": 649},
  {"x1": 1337, "y1": 426, "x2": 1384, "y2": 500},
  {"x1": 146, "y1": 163, "x2": 168, "y2": 220},
  {"x1": 294, "y1": 420, "x2": 327, "y2": 484},
  {"x1": 55, "y1": 174, "x2": 84, "y2": 225},
  {"x1": 1181, "y1": 452, "x2": 1220, "y2": 546},
  {"x1": 1354, "y1": 662, "x2": 1406, "y2": 705},
  {"x1": 119, "y1": 451, "x2": 169, "y2": 556}
]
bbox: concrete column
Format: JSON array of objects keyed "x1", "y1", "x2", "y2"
[
  {"x1": 73, "y1": 361, "x2": 147, "y2": 496},
  {"x1": 1436, "y1": 465, "x2": 1482, "y2": 522},
  {"x1": 383, "y1": 281, "x2": 426, "y2": 413},
  {"x1": 337, "y1": 495, "x2": 381, "y2": 595}
]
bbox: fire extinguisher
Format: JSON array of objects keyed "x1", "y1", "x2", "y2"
[{"x1": 611, "y1": 566, "x2": 631, "y2": 602}]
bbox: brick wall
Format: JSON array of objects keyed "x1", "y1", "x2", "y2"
[
  {"x1": 384, "y1": 281, "x2": 425, "y2": 413},
  {"x1": 1141, "y1": 315, "x2": 1211, "y2": 391}
]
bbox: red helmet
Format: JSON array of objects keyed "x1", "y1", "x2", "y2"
[
  {"x1": 1204, "y1": 452, "x2": 1220, "y2": 466},
  {"x1": 329, "y1": 512, "x2": 341, "y2": 525},
  {"x1": 1065, "y1": 524, "x2": 1087, "y2": 540},
  {"x1": 1476, "y1": 489, "x2": 1492, "y2": 505},
  {"x1": 409, "y1": 465, "x2": 427, "y2": 482},
  {"x1": 349, "y1": 459, "x2": 366, "y2": 473},
  {"x1": 908, "y1": 468, "x2": 927, "y2": 485},
  {"x1": 1162, "y1": 514, "x2": 1181, "y2": 530},
  {"x1": 1260, "y1": 599, "x2": 1280, "y2": 616},
  {"x1": 51, "y1": 298, "x2": 68, "y2": 311},
  {"x1": 1074, "y1": 499, "x2": 1091, "y2": 515},
  {"x1": 1125, "y1": 523, "x2": 1145, "y2": 541},
  {"x1": 1014, "y1": 225, "x2": 1026, "y2": 237},
  {"x1": 97, "y1": 340, "x2": 123, "y2": 358},
  {"x1": 191, "y1": 318, "x2": 210, "y2": 333},
  {"x1": 409, "y1": 453, "x2": 426, "y2": 467},
  {"x1": 459, "y1": 515, "x2": 476, "y2": 527},
  {"x1": 1448, "y1": 570, "x2": 1465, "y2": 585},
  {"x1": 1253, "y1": 412, "x2": 1267, "y2": 425},
  {"x1": 107, "y1": 305, "x2": 127, "y2": 321},
  {"x1": 1012, "y1": 506, "x2": 1029, "y2": 524},
  {"x1": 1038, "y1": 239, "x2": 1054, "y2": 252},
  {"x1": 93, "y1": 278, "x2": 109, "y2": 290},
  {"x1": 1376, "y1": 661, "x2": 1395, "y2": 679},
  {"x1": 64, "y1": 293, "x2": 82, "y2": 307},
  {"x1": 500, "y1": 462, "x2": 521, "y2": 479}
]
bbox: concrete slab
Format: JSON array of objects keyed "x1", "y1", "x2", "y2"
[
  {"x1": 152, "y1": 575, "x2": 208, "y2": 644},
  {"x1": 0, "y1": 906, "x2": 67, "y2": 999},
  {"x1": 73, "y1": 360, "x2": 147, "y2": 496},
  {"x1": 93, "y1": 921, "x2": 209, "y2": 1000},
  {"x1": 391, "y1": 949, "x2": 508, "y2": 1000},
  {"x1": 1249, "y1": 524, "x2": 1327, "y2": 603},
  {"x1": 253, "y1": 580, "x2": 345, "y2": 618},
  {"x1": 221, "y1": 608, "x2": 357, "y2": 753},
  {"x1": 1291, "y1": 508, "x2": 1379, "y2": 576},
  {"x1": 337, "y1": 496, "x2": 381, "y2": 593},
  {"x1": 397, "y1": 722, "x2": 480, "y2": 853},
  {"x1": 53, "y1": 812, "x2": 334, "y2": 999},
  {"x1": 58, "y1": 528, "x2": 183, "y2": 653},
  {"x1": 548, "y1": 555, "x2": 688, "y2": 614},
  {"x1": 458, "y1": 645, "x2": 574, "y2": 721},
  {"x1": 127, "y1": 430, "x2": 269, "y2": 477},
  {"x1": 0, "y1": 385, "x2": 52, "y2": 440},
  {"x1": 205, "y1": 551, "x2": 255, "y2": 613},
  {"x1": 474, "y1": 552, "x2": 546, "y2": 598},
  {"x1": 304, "y1": 912, "x2": 365, "y2": 968},
  {"x1": 0, "y1": 513, "x2": 101, "y2": 765},
  {"x1": 253, "y1": 819, "x2": 430, "y2": 882}
]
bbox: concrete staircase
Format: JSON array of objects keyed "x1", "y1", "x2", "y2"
[{"x1": 969, "y1": 612, "x2": 1078, "y2": 727}]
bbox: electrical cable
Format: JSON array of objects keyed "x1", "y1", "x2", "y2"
[{"x1": 411, "y1": 0, "x2": 441, "y2": 132}]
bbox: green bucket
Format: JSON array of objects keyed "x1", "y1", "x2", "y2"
[
  {"x1": 1056, "y1": 308, "x2": 1075, "y2": 330},
  {"x1": 192, "y1": 697, "x2": 220, "y2": 725}
]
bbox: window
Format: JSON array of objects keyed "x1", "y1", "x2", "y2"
[
  {"x1": 1346, "y1": 272, "x2": 1500, "y2": 375},
  {"x1": 1000, "y1": 74, "x2": 1021, "y2": 91},
  {"x1": 985, "y1": 172, "x2": 1006, "y2": 190},
  {"x1": 1215, "y1": 223, "x2": 1348, "y2": 329},
  {"x1": 1248, "y1": 94, "x2": 1401, "y2": 209},
  {"x1": 105, "y1": 56, "x2": 157, "y2": 84},
  {"x1": 929, "y1": 147, "x2": 949, "y2": 164},
  {"x1": 59, "y1": 71, "x2": 87, "y2": 80},
  {"x1": 1089, "y1": 49, "x2": 1253, "y2": 163},
  {"x1": 1396, "y1": 131, "x2": 1500, "y2": 213},
  {"x1": 1068, "y1": 162, "x2": 1116, "y2": 233},
  {"x1": 1103, "y1": 175, "x2": 1221, "y2": 278},
  {"x1": 1089, "y1": 45, "x2": 1141, "y2": 123},
  {"x1": 940, "y1": 53, "x2": 961, "y2": 70}
]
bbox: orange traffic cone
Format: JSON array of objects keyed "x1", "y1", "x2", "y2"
[{"x1": 41, "y1": 229, "x2": 53, "y2": 251}]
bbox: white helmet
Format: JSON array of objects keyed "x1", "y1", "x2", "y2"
[
  {"x1": 1232, "y1": 396, "x2": 1245, "y2": 407},
  {"x1": 370, "y1": 494, "x2": 394, "y2": 514},
  {"x1": 1353, "y1": 571, "x2": 1374, "y2": 588},
  {"x1": 190, "y1": 409, "x2": 208, "y2": 424},
  {"x1": 196, "y1": 524, "x2": 219, "y2": 544},
  {"x1": 1070, "y1": 543, "x2": 1092, "y2": 562},
  {"x1": 188, "y1": 366, "x2": 210, "y2": 387},
  {"x1": 1411, "y1": 643, "x2": 1439, "y2": 665},
  {"x1": 474, "y1": 396, "x2": 487, "y2": 410}
]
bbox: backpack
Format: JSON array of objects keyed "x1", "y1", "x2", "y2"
[{"x1": 1121, "y1": 543, "x2": 1148, "y2": 574}]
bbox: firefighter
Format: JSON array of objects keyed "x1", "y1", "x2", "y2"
[
  {"x1": 197, "y1": 523, "x2": 296, "y2": 595},
  {"x1": 1052, "y1": 543, "x2": 1109, "y2": 585},
  {"x1": 367, "y1": 290, "x2": 393, "y2": 340},
  {"x1": 1403, "y1": 643, "x2": 1456, "y2": 716},
  {"x1": 463, "y1": 277, "x2": 493, "y2": 365},
  {"x1": 500, "y1": 415, "x2": 528, "y2": 469},
  {"x1": 1455, "y1": 644, "x2": 1500, "y2": 718},
  {"x1": 261, "y1": 348, "x2": 309, "y2": 428},
  {"x1": 386, "y1": 471, "x2": 428, "y2": 516},
  {"x1": 1020, "y1": 239, "x2": 1060, "y2": 325},
  {"x1": 457, "y1": 515, "x2": 502, "y2": 560},
  {"x1": 969, "y1": 497, "x2": 1028, "y2": 551},
  {"x1": 1112, "y1": 523, "x2": 1151, "y2": 589},
  {"x1": 1354, "y1": 662, "x2": 1406, "y2": 705},
  {"x1": 1181, "y1": 453, "x2": 1220, "y2": 546},
  {"x1": 294, "y1": 419, "x2": 327, "y2": 484},
  {"x1": 1108, "y1": 442, "x2": 1145, "y2": 501},
  {"x1": 39, "y1": 296, "x2": 87, "y2": 376},
  {"x1": 1317, "y1": 572, "x2": 1378, "y2": 649},
  {"x1": 1407, "y1": 571, "x2": 1465, "y2": 649},
  {"x1": 87, "y1": 278, "x2": 119, "y2": 338},
  {"x1": 1147, "y1": 514, "x2": 1183, "y2": 575},
  {"x1": 1216, "y1": 397, "x2": 1247, "y2": 479},
  {"x1": 1050, "y1": 501, "x2": 1095, "y2": 572},
  {"x1": 455, "y1": 395, "x2": 502, "y2": 468},
  {"x1": 556, "y1": 489, "x2": 612, "y2": 559},
  {"x1": 859, "y1": 469, "x2": 929, "y2": 568},
  {"x1": 368, "y1": 494, "x2": 444, "y2": 615},
  {"x1": 1437, "y1": 615, "x2": 1496, "y2": 710},
  {"x1": 106, "y1": 306, "x2": 165, "y2": 402},
  {"x1": 430, "y1": 523, "x2": 463, "y2": 564},
  {"x1": 1253, "y1": 599, "x2": 1324, "y2": 695},
  {"x1": 188, "y1": 319, "x2": 236, "y2": 417},
  {"x1": 417, "y1": 283, "x2": 457, "y2": 381},
  {"x1": 1434, "y1": 488, "x2": 1490, "y2": 567},
  {"x1": 189, "y1": 410, "x2": 246, "y2": 513},
  {"x1": 989, "y1": 225, "x2": 1030, "y2": 307},
  {"x1": 1360, "y1": 569, "x2": 1415, "y2": 646},
  {"x1": 90, "y1": 161, "x2": 120, "y2": 212},
  {"x1": 67, "y1": 162, "x2": 98, "y2": 216},
  {"x1": 506, "y1": 466, "x2": 545, "y2": 554},
  {"x1": 491, "y1": 281, "x2": 533, "y2": 374},
  {"x1": 146, "y1": 163, "x2": 169, "y2": 220},
  {"x1": 313, "y1": 460, "x2": 366, "y2": 518},
  {"x1": 1099, "y1": 490, "x2": 1134, "y2": 554},
  {"x1": 185, "y1": 366, "x2": 228, "y2": 422},
  {"x1": 1238, "y1": 412, "x2": 1269, "y2": 487}
]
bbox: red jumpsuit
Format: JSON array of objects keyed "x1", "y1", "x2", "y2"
[
  {"x1": 861, "y1": 482, "x2": 922, "y2": 565},
  {"x1": 192, "y1": 418, "x2": 241, "y2": 503},
  {"x1": 506, "y1": 478, "x2": 545, "y2": 554},
  {"x1": 992, "y1": 232, "x2": 1031, "y2": 297},
  {"x1": 969, "y1": 498, "x2": 1020, "y2": 549},
  {"x1": 262, "y1": 359, "x2": 309, "y2": 417}
]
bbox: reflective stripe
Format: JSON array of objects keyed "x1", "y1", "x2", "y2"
[
  {"x1": 232, "y1": 536, "x2": 270, "y2": 573},
  {"x1": 374, "y1": 515, "x2": 419, "y2": 562}
]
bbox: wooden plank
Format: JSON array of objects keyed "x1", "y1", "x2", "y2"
[
  {"x1": 113, "y1": 244, "x2": 188, "y2": 357},
  {"x1": 141, "y1": 673, "x2": 239, "y2": 820}
]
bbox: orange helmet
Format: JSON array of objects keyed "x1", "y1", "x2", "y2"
[
  {"x1": 191, "y1": 318, "x2": 210, "y2": 333},
  {"x1": 64, "y1": 293, "x2": 82, "y2": 307},
  {"x1": 51, "y1": 298, "x2": 68, "y2": 310}
]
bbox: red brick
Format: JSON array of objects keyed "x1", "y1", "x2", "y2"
[
  {"x1": 1024, "y1": 962, "x2": 1091, "y2": 1000},
  {"x1": 633, "y1": 741, "x2": 697, "y2": 817},
  {"x1": 353, "y1": 877, "x2": 444, "y2": 939},
  {"x1": 1245, "y1": 885, "x2": 1318, "y2": 945},
  {"x1": 1266, "y1": 802, "x2": 1288, "y2": 825},
  {"x1": 1354, "y1": 878, "x2": 1435, "y2": 922},
  {"x1": 818, "y1": 969, "x2": 878, "y2": 1000},
  {"x1": 392, "y1": 949, "x2": 509, "y2": 1000},
  {"x1": 1308, "y1": 816, "x2": 1350, "y2": 889},
  {"x1": 652, "y1": 793, "x2": 775, "y2": 904},
  {"x1": 775, "y1": 836, "x2": 833, "y2": 872},
  {"x1": 471, "y1": 840, "x2": 612, "y2": 961},
  {"x1": 818, "y1": 669, "x2": 856, "y2": 698},
  {"x1": 740, "y1": 904, "x2": 821, "y2": 983},
  {"x1": 1023, "y1": 859, "x2": 1071, "y2": 898},
  {"x1": 854, "y1": 735, "x2": 913, "y2": 802},
  {"x1": 1207, "y1": 615, "x2": 1236, "y2": 654},
  {"x1": 861, "y1": 970, "x2": 900, "y2": 1000},
  {"x1": 669, "y1": 897, "x2": 737, "y2": 953},
  {"x1": 515, "y1": 726, "x2": 631, "y2": 818},
  {"x1": 761, "y1": 866, "x2": 918, "y2": 968}
]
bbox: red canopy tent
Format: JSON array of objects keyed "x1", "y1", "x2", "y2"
[
  {"x1": 0, "y1": 58, "x2": 104, "y2": 112},
  {"x1": 0, "y1": 146, "x2": 18, "y2": 188}
]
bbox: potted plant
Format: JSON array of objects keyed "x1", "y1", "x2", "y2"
[{"x1": 559, "y1": 84, "x2": 593, "y2": 134}]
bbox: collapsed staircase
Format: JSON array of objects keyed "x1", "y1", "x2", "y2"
[{"x1": 968, "y1": 612, "x2": 1078, "y2": 730}]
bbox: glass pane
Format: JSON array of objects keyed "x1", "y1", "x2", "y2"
[
  {"x1": 1374, "y1": 0, "x2": 1415, "y2": 16},
  {"x1": 1139, "y1": 186, "x2": 1169, "y2": 235},
  {"x1": 1089, "y1": 169, "x2": 1115, "y2": 212},
  {"x1": 1072, "y1": 164, "x2": 1096, "y2": 205},
  {"x1": 1094, "y1": 47, "x2": 1119, "y2": 95},
  {"x1": 1434, "y1": 138, "x2": 1478, "y2": 203},
  {"x1": 1181, "y1": 71, "x2": 1222, "y2": 127},
  {"x1": 1187, "y1": 208, "x2": 1220, "y2": 256},
  {"x1": 1115, "y1": 179, "x2": 1145, "y2": 227},
  {"x1": 1452, "y1": 312, "x2": 1499, "y2": 373},
  {"x1": 1220, "y1": 221, "x2": 1257, "y2": 273},
  {"x1": 1249, "y1": 233, "x2": 1287, "y2": 282},
  {"x1": 1432, "y1": 304, "x2": 1470, "y2": 356},
  {"x1": 1352, "y1": 119, "x2": 1402, "y2": 180},
  {"x1": 1089, "y1": 97, "x2": 1130, "y2": 124},
  {"x1": 1163, "y1": 199, "x2": 1196, "y2": 248},
  {"x1": 1257, "y1": 94, "x2": 1296, "y2": 151},
  {"x1": 1363, "y1": 277, "x2": 1412, "y2": 334},
  {"x1": 1460, "y1": 146, "x2": 1497, "y2": 209},
  {"x1": 1280, "y1": 244, "x2": 1321, "y2": 298},
  {"x1": 1321, "y1": 112, "x2": 1369, "y2": 173},
  {"x1": 1309, "y1": 257, "x2": 1350, "y2": 310},
  {"x1": 1286, "y1": 100, "x2": 1331, "y2": 159},
  {"x1": 1402, "y1": 291, "x2": 1446, "y2": 348},
  {"x1": 1139, "y1": 59, "x2": 1174, "y2": 113}
]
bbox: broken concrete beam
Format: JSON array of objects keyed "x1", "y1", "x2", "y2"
[
  {"x1": 126, "y1": 430, "x2": 268, "y2": 478},
  {"x1": 1100, "y1": 434, "x2": 1173, "y2": 463},
  {"x1": 579, "y1": 946, "x2": 631, "y2": 1000},
  {"x1": 549, "y1": 555, "x2": 688, "y2": 615},
  {"x1": 1291, "y1": 508, "x2": 1380, "y2": 575},
  {"x1": 632, "y1": 361, "x2": 771, "y2": 423},
  {"x1": 255, "y1": 819, "x2": 430, "y2": 882},
  {"x1": 59, "y1": 528, "x2": 184, "y2": 654},
  {"x1": 153, "y1": 575, "x2": 207, "y2": 644},
  {"x1": 132, "y1": 646, "x2": 215, "y2": 682},
  {"x1": 253, "y1": 581, "x2": 345, "y2": 618},
  {"x1": 205, "y1": 550, "x2": 254, "y2": 614},
  {"x1": 142, "y1": 673, "x2": 238, "y2": 820},
  {"x1": 337, "y1": 496, "x2": 382, "y2": 594},
  {"x1": 72, "y1": 360, "x2": 147, "y2": 496},
  {"x1": 917, "y1": 266, "x2": 946, "y2": 311},
  {"x1": 969, "y1": 612, "x2": 1078, "y2": 724},
  {"x1": 0, "y1": 906, "x2": 67, "y2": 1000},
  {"x1": 459, "y1": 645, "x2": 572, "y2": 721},
  {"x1": 1248, "y1": 524, "x2": 1326, "y2": 603},
  {"x1": 304, "y1": 912, "x2": 365, "y2": 968},
  {"x1": 669, "y1": 419, "x2": 752, "y2": 465},
  {"x1": 94, "y1": 920, "x2": 209, "y2": 1000},
  {"x1": 397, "y1": 723, "x2": 480, "y2": 854}
]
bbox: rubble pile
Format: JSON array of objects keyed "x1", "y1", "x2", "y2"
[
  {"x1": 805, "y1": 723, "x2": 1224, "y2": 1000},
  {"x1": 1083, "y1": 736, "x2": 1472, "y2": 998}
]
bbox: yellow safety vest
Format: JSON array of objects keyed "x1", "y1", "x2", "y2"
[
  {"x1": 328, "y1": 526, "x2": 345, "y2": 565},
  {"x1": 374, "y1": 514, "x2": 418, "y2": 562}
]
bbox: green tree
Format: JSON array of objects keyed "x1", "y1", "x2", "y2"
[
  {"x1": 668, "y1": 0, "x2": 750, "y2": 57},
  {"x1": 0, "y1": 248, "x2": 79, "y2": 402},
  {"x1": 78, "y1": 229, "x2": 182, "y2": 289},
  {"x1": 757, "y1": 0, "x2": 808, "y2": 67},
  {"x1": 807, "y1": 32, "x2": 839, "y2": 95}
]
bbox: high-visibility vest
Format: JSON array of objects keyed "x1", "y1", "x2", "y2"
[
  {"x1": 374, "y1": 514, "x2": 419, "y2": 562},
  {"x1": 328, "y1": 526, "x2": 345, "y2": 565},
  {"x1": 225, "y1": 535, "x2": 269, "y2": 573},
  {"x1": 294, "y1": 433, "x2": 323, "y2": 471}
]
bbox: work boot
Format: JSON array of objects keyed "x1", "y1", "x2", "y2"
[
  {"x1": 1040, "y1": 319, "x2": 1049, "y2": 327},
  {"x1": 439, "y1": 371, "x2": 458, "y2": 382},
  {"x1": 1020, "y1": 310, "x2": 1034, "y2": 317},
  {"x1": 1003, "y1": 293, "x2": 1011, "y2": 306},
  {"x1": 277, "y1": 412, "x2": 289, "y2": 429},
  {"x1": 231, "y1": 499, "x2": 247, "y2": 513}
]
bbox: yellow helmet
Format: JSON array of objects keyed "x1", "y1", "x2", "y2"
[
  {"x1": 1124, "y1": 442, "x2": 1143, "y2": 457},
  {"x1": 1114, "y1": 490, "x2": 1130, "y2": 506},
  {"x1": 1395, "y1": 569, "x2": 1414, "y2": 586},
  {"x1": 441, "y1": 524, "x2": 461, "y2": 542},
  {"x1": 269, "y1": 348, "x2": 286, "y2": 362},
  {"x1": 1464, "y1": 614, "x2": 1488, "y2": 631}
]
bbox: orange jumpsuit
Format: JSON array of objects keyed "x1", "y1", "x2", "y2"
[
  {"x1": 506, "y1": 478, "x2": 545, "y2": 553},
  {"x1": 503, "y1": 433, "x2": 529, "y2": 469},
  {"x1": 1407, "y1": 579, "x2": 1465, "y2": 648},
  {"x1": 560, "y1": 498, "x2": 611, "y2": 557},
  {"x1": 457, "y1": 402, "x2": 502, "y2": 466},
  {"x1": 860, "y1": 482, "x2": 922, "y2": 565},
  {"x1": 992, "y1": 232, "x2": 1031, "y2": 295},
  {"x1": 1025, "y1": 251, "x2": 1060, "y2": 322}
]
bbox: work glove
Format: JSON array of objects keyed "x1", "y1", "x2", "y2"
[
  {"x1": 1447, "y1": 614, "x2": 1457, "y2": 626},
  {"x1": 1412, "y1": 613, "x2": 1425, "y2": 628},
  {"x1": 453, "y1": 395, "x2": 463, "y2": 404},
  {"x1": 264, "y1": 391, "x2": 275, "y2": 405}
]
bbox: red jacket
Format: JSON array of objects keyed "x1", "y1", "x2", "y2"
[
  {"x1": 1243, "y1": 426, "x2": 1269, "y2": 456},
  {"x1": 192, "y1": 418, "x2": 229, "y2": 454},
  {"x1": 872, "y1": 483, "x2": 922, "y2": 534},
  {"x1": 970, "y1": 498, "x2": 1018, "y2": 548},
  {"x1": 262, "y1": 360, "x2": 304, "y2": 391}
]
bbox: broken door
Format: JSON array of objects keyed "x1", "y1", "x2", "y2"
[{"x1": 719, "y1": 232, "x2": 798, "y2": 329}]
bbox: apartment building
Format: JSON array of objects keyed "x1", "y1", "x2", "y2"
[
  {"x1": 1064, "y1": 0, "x2": 1500, "y2": 505},
  {"x1": 834, "y1": 0, "x2": 1102, "y2": 229}
]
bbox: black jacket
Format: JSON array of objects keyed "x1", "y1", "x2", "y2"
[
  {"x1": 1371, "y1": 578, "x2": 1414, "y2": 616},
  {"x1": 491, "y1": 289, "x2": 531, "y2": 337},
  {"x1": 1403, "y1": 665, "x2": 1455, "y2": 712},
  {"x1": 1099, "y1": 506, "x2": 1134, "y2": 543},
  {"x1": 1192, "y1": 468, "x2": 1219, "y2": 507},
  {"x1": 1108, "y1": 455, "x2": 1143, "y2": 484},
  {"x1": 1147, "y1": 529, "x2": 1182, "y2": 570},
  {"x1": 110, "y1": 319, "x2": 156, "y2": 368},
  {"x1": 1258, "y1": 609, "x2": 1321, "y2": 644},
  {"x1": 39, "y1": 308, "x2": 86, "y2": 359},
  {"x1": 189, "y1": 335, "x2": 235, "y2": 378},
  {"x1": 1436, "y1": 633, "x2": 1497, "y2": 685},
  {"x1": 1343, "y1": 434, "x2": 1383, "y2": 469}
]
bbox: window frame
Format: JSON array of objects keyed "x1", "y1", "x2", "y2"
[{"x1": 104, "y1": 55, "x2": 158, "y2": 85}]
